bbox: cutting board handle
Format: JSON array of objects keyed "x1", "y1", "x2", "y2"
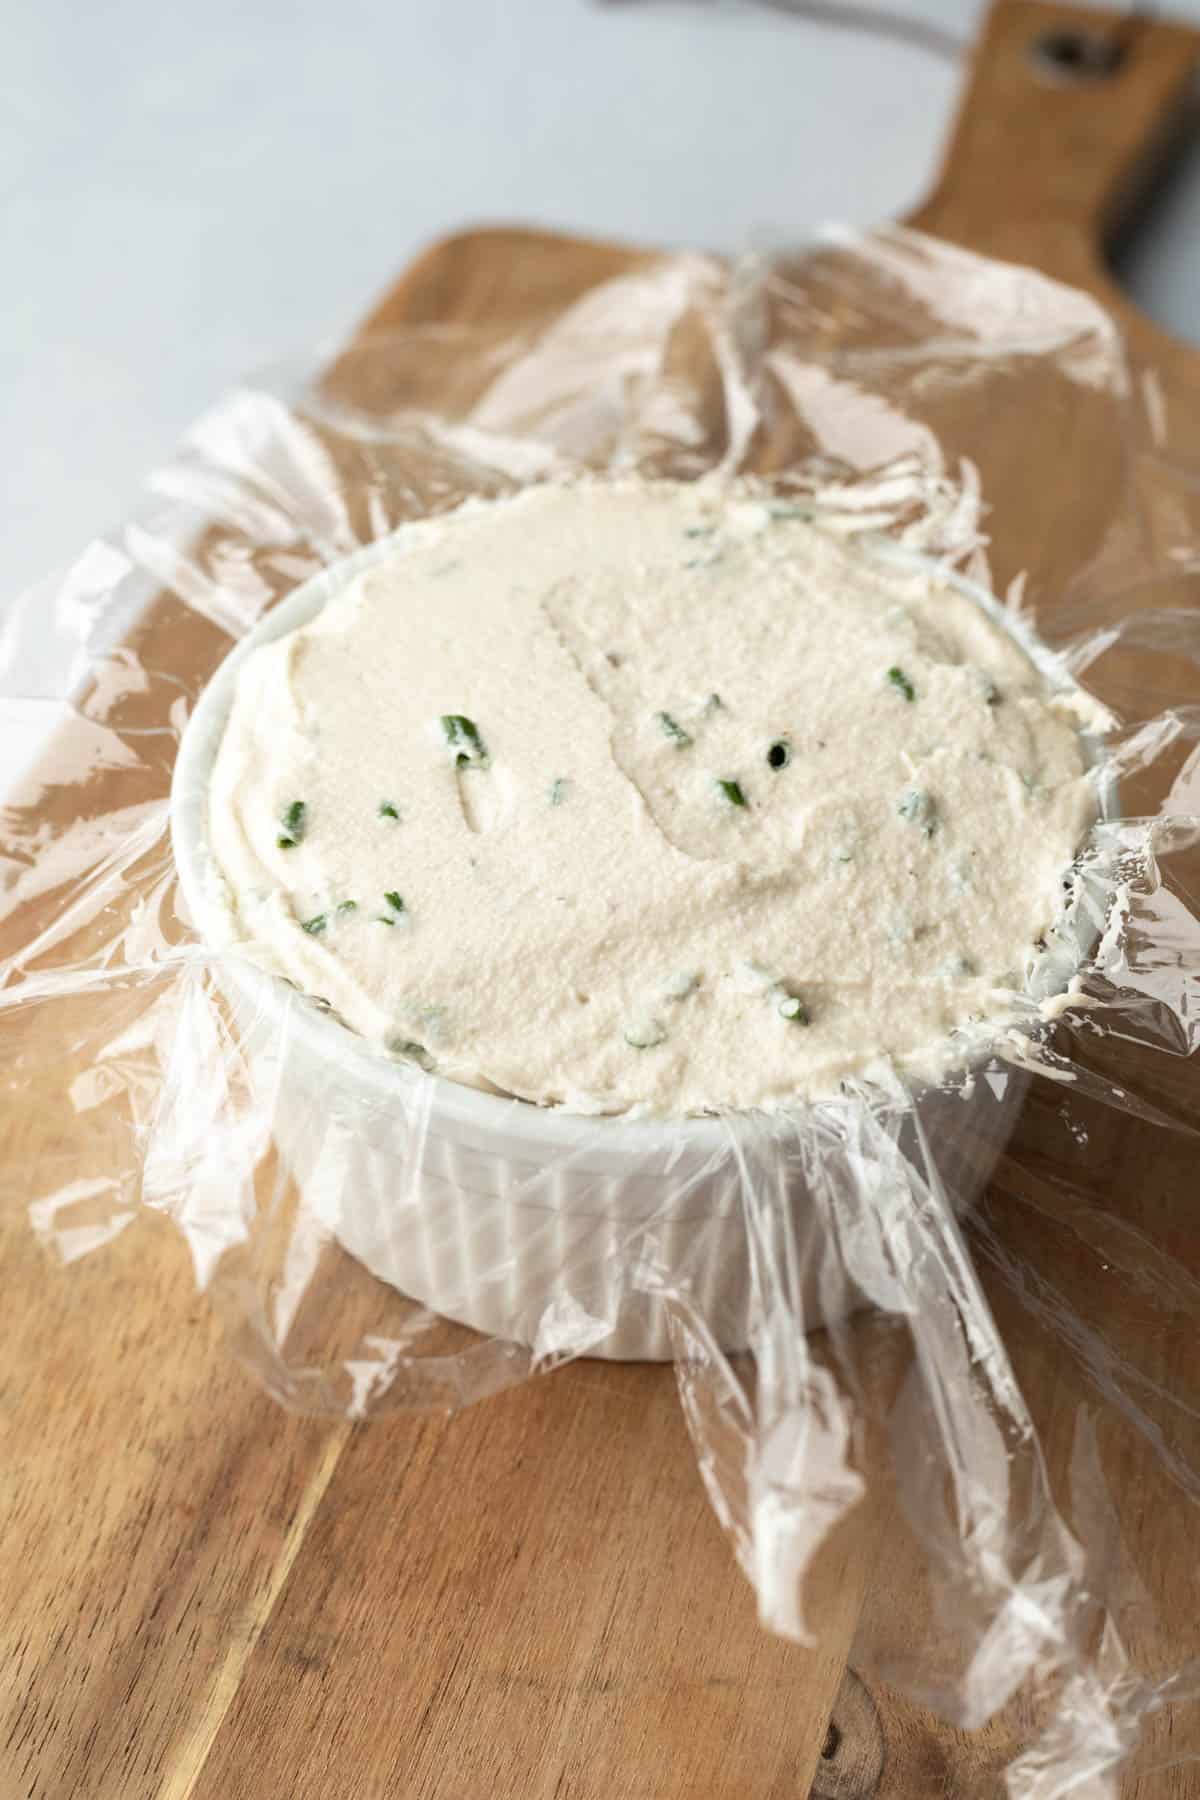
[{"x1": 907, "y1": 0, "x2": 1198, "y2": 309}]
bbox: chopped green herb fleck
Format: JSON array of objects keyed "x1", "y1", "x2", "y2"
[
  {"x1": 898, "y1": 789, "x2": 938, "y2": 837},
  {"x1": 980, "y1": 674, "x2": 1002, "y2": 706},
  {"x1": 702, "y1": 692, "x2": 723, "y2": 715},
  {"x1": 766, "y1": 739, "x2": 791, "y2": 771},
  {"x1": 716, "y1": 778, "x2": 748, "y2": 809},
  {"x1": 390, "y1": 1038, "x2": 435, "y2": 1072},
  {"x1": 379, "y1": 801, "x2": 401, "y2": 820},
  {"x1": 777, "y1": 993, "x2": 810, "y2": 1025},
  {"x1": 278, "y1": 799, "x2": 307, "y2": 848},
  {"x1": 336, "y1": 900, "x2": 358, "y2": 914},
  {"x1": 683, "y1": 524, "x2": 715, "y2": 539},
  {"x1": 549, "y1": 777, "x2": 570, "y2": 806},
  {"x1": 624, "y1": 1018, "x2": 667, "y2": 1051},
  {"x1": 768, "y1": 501, "x2": 814, "y2": 521},
  {"x1": 301, "y1": 913, "x2": 327, "y2": 935},
  {"x1": 683, "y1": 553, "x2": 723, "y2": 570},
  {"x1": 655, "y1": 711, "x2": 692, "y2": 749},
  {"x1": 886, "y1": 666, "x2": 916, "y2": 702},
  {"x1": 441, "y1": 714, "x2": 489, "y2": 768},
  {"x1": 383, "y1": 892, "x2": 406, "y2": 914}
]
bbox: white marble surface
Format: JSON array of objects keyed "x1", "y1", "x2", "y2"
[{"x1": 2, "y1": 0, "x2": 1198, "y2": 606}]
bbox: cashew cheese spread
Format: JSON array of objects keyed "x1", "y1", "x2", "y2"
[{"x1": 206, "y1": 477, "x2": 1104, "y2": 1115}]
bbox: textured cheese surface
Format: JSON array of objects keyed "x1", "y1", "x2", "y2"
[{"x1": 206, "y1": 478, "x2": 1101, "y2": 1114}]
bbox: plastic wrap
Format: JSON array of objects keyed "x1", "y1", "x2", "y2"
[{"x1": 4, "y1": 228, "x2": 1200, "y2": 1791}]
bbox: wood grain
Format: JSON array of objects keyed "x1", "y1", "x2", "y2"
[{"x1": 3, "y1": 2, "x2": 1199, "y2": 1796}]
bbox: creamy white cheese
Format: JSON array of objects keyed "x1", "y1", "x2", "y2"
[{"x1": 206, "y1": 477, "x2": 1105, "y2": 1115}]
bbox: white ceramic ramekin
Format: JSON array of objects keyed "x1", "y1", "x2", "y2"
[{"x1": 170, "y1": 529, "x2": 1099, "y2": 1361}]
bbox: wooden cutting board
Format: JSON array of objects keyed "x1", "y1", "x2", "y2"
[{"x1": 3, "y1": 3, "x2": 1199, "y2": 1797}]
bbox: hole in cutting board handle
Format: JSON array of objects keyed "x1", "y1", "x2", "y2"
[{"x1": 1030, "y1": 26, "x2": 1127, "y2": 80}]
